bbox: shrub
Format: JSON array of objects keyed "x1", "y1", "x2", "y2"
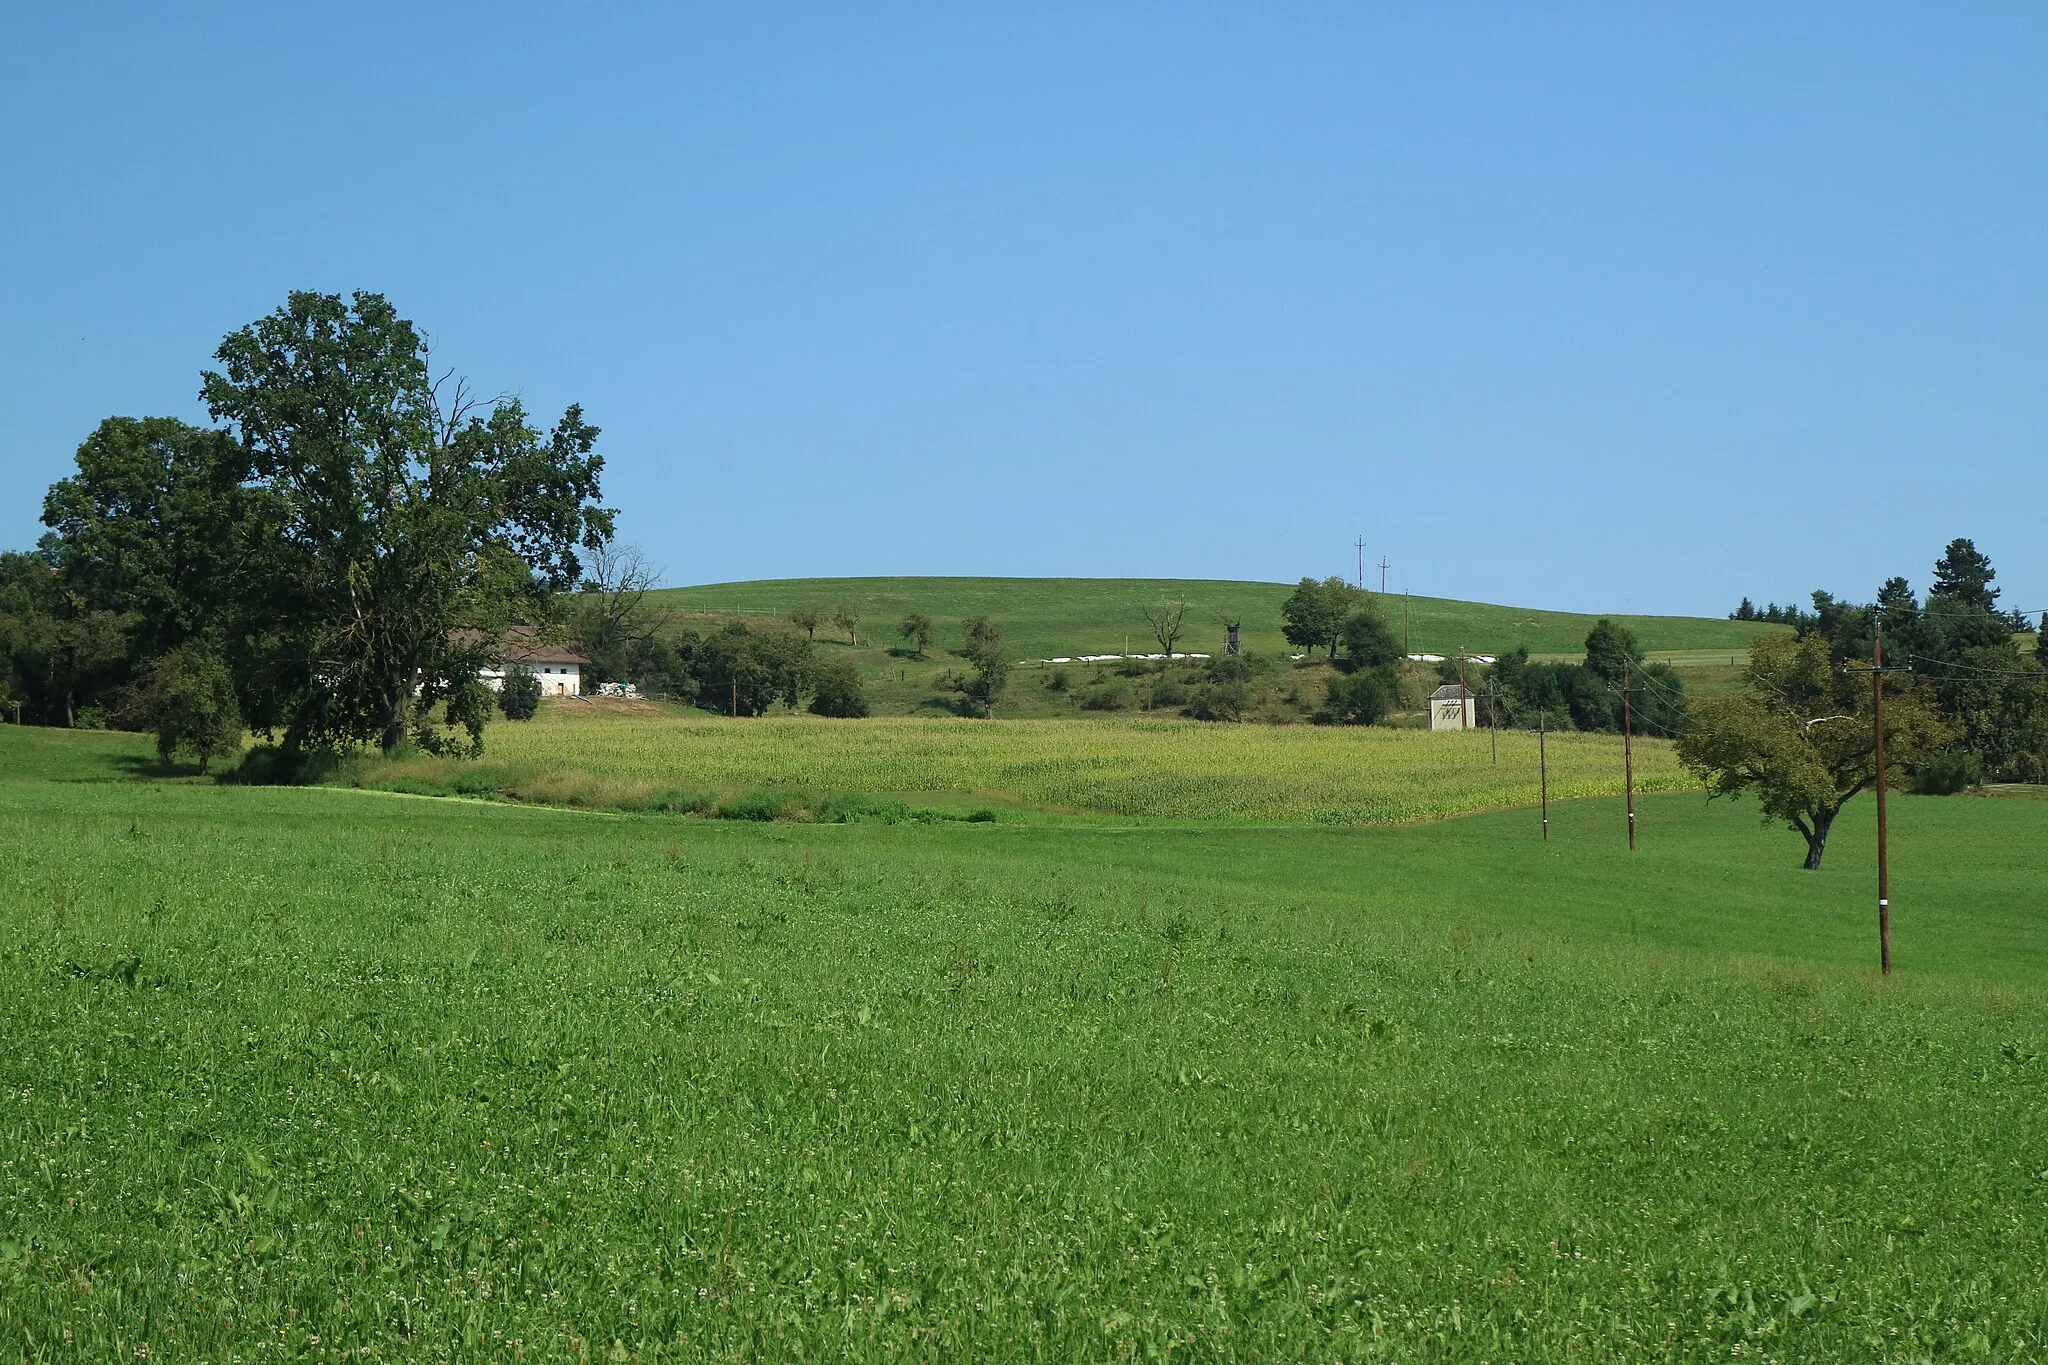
[
  {"x1": 809, "y1": 658, "x2": 870, "y2": 718},
  {"x1": 1045, "y1": 668, "x2": 1071, "y2": 693},
  {"x1": 1319, "y1": 669, "x2": 1398, "y2": 726},
  {"x1": 1149, "y1": 677, "x2": 1188, "y2": 707},
  {"x1": 1080, "y1": 680, "x2": 1132, "y2": 712},
  {"x1": 124, "y1": 645, "x2": 242, "y2": 771},
  {"x1": 1187, "y1": 681, "x2": 1252, "y2": 722},
  {"x1": 226, "y1": 744, "x2": 344, "y2": 786},
  {"x1": 498, "y1": 665, "x2": 541, "y2": 720},
  {"x1": 1203, "y1": 653, "x2": 1263, "y2": 685},
  {"x1": 715, "y1": 791, "x2": 789, "y2": 821},
  {"x1": 1913, "y1": 750, "x2": 1980, "y2": 795}
]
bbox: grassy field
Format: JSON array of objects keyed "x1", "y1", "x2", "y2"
[
  {"x1": 647, "y1": 577, "x2": 1777, "y2": 662},
  {"x1": 352, "y1": 703, "x2": 1691, "y2": 825},
  {"x1": 2, "y1": 722, "x2": 2046, "y2": 1360}
]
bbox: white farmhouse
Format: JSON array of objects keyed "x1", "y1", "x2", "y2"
[
  {"x1": 478, "y1": 627, "x2": 590, "y2": 698},
  {"x1": 1428, "y1": 684, "x2": 1475, "y2": 731}
]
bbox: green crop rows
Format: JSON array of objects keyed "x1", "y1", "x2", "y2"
[{"x1": 359, "y1": 706, "x2": 1690, "y2": 825}]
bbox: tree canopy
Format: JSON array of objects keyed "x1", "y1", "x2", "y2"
[
  {"x1": 1677, "y1": 633, "x2": 1950, "y2": 869},
  {"x1": 1280, "y1": 577, "x2": 1365, "y2": 657},
  {"x1": 31, "y1": 291, "x2": 617, "y2": 757}
]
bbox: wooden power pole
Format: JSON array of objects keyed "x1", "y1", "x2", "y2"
[
  {"x1": 1623, "y1": 662, "x2": 1636, "y2": 850},
  {"x1": 1539, "y1": 710, "x2": 1549, "y2": 841},
  {"x1": 1489, "y1": 683, "x2": 1498, "y2": 764},
  {"x1": 1874, "y1": 626, "x2": 1892, "y2": 974},
  {"x1": 1845, "y1": 629, "x2": 1896, "y2": 975}
]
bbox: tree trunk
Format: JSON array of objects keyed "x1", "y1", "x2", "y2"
[
  {"x1": 1802, "y1": 805, "x2": 1838, "y2": 870},
  {"x1": 380, "y1": 692, "x2": 408, "y2": 755}
]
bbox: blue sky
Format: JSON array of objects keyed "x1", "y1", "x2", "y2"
[{"x1": 3, "y1": 5, "x2": 2042, "y2": 616}]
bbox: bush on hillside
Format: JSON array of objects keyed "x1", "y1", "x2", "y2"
[
  {"x1": 1080, "y1": 680, "x2": 1131, "y2": 711},
  {"x1": 1186, "y1": 681, "x2": 1252, "y2": 722},
  {"x1": 1337, "y1": 605, "x2": 1402, "y2": 673},
  {"x1": 1319, "y1": 669, "x2": 1397, "y2": 726},
  {"x1": 498, "y1": 665, "x2": 541, "y2": 720},
  {"x1": 1148, "y1": 676, "x2": 1188, "y2": 707},
  {"x1": 1203, "y1": 652, "x2": 1266, "y2": 685},
  {"x1": 809, "y1": 658, "x2": 870, "y2": 718}
]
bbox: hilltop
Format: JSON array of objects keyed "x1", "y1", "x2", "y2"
[{"x1": 645, "y1": 576, "x2": 1776, "y2": 662}]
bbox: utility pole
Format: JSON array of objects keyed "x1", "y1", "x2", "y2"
[
  {"x1": 1456, "y1": 650, "x2": 1470, "y2": 731},
  {"x1": 1355, "y1": 536, "x2": 1366, "y2": 590},
  {"x1": 1623, "y1": 662, "x2": 1636, "y2": 850},
  {"x1": 1378, "y1": 556, "x2": 1388, "y2": 595},
  {"x1": 1489, "y1": 683, "x2": 1498, "y2": 764},
  {"x1": 1539, "y1": 710, "x2": 1549, "y2": 841},
  {"x1": 1844, "y1": 629, "x2": 1897, "y2": 974},
  {"x1": 730, "y1": 680, "x2": 737, "y2": 719},
  {"x1": 1873, "y1": 625, "x2": 1892, "y2": 975}
]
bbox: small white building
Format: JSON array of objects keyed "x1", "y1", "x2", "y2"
[
  {"x1": 479, "y1": 628, "x2": 589, "y2": 698},
  {"x1": 1428, "y1": 683, "x2": 1476, "y2": 731}
]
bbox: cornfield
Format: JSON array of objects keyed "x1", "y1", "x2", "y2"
[{"x1": 483, "y1": 705, "x2": 1690, "y2": 822}]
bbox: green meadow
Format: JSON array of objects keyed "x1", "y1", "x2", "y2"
[{"x1": 3, "y1": 722, "x2": 2045, "y2": 1361}]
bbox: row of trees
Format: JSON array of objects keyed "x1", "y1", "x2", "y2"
[
  {"x1": 1485, "y1": 621, "x2": 1688, "y2": 736},
  {"x1": 601, "y1": 614, "x2": 1014, "y2": 719},
  {"x1": 5, "y1": 292, "x2": 617, "y2": 766}
]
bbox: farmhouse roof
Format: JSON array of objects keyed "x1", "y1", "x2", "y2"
[
  {"x1": 452, "y1": 625, "x2": 591, "y2": 666},
  {"x1": 501, "y1": 625, "x2": 589, "y2": 666},
  {"x1": 1429, "y1": 684, "x2": 1471, "y2": 701}
]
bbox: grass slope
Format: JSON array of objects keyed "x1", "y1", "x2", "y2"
[
  {"x1": 647, "y1": 576, "x2": 1777, "y2": 661},
  {"x1": 2, "y1": 725, "x2": 2045, "y2": 1360}
]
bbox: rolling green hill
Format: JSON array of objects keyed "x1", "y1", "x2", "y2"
[{"x1": 646, "y1": 576, "x2": 1777, "y2": 661}]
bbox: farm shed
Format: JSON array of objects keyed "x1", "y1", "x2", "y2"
[{"x1": 1428, "y1": 684, "x2": 1475, "y2": 731}]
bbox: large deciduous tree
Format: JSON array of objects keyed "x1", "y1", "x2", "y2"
[
  {"x1": 1280, "y1": 576, "x2": 1363, "y2": 657},
  {"x1": 1677, "y1": 633, "x2": 1949, "y2": 869},
  {"x1": 197, "y1": 291, "x2": 614, "y2": 754}
]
